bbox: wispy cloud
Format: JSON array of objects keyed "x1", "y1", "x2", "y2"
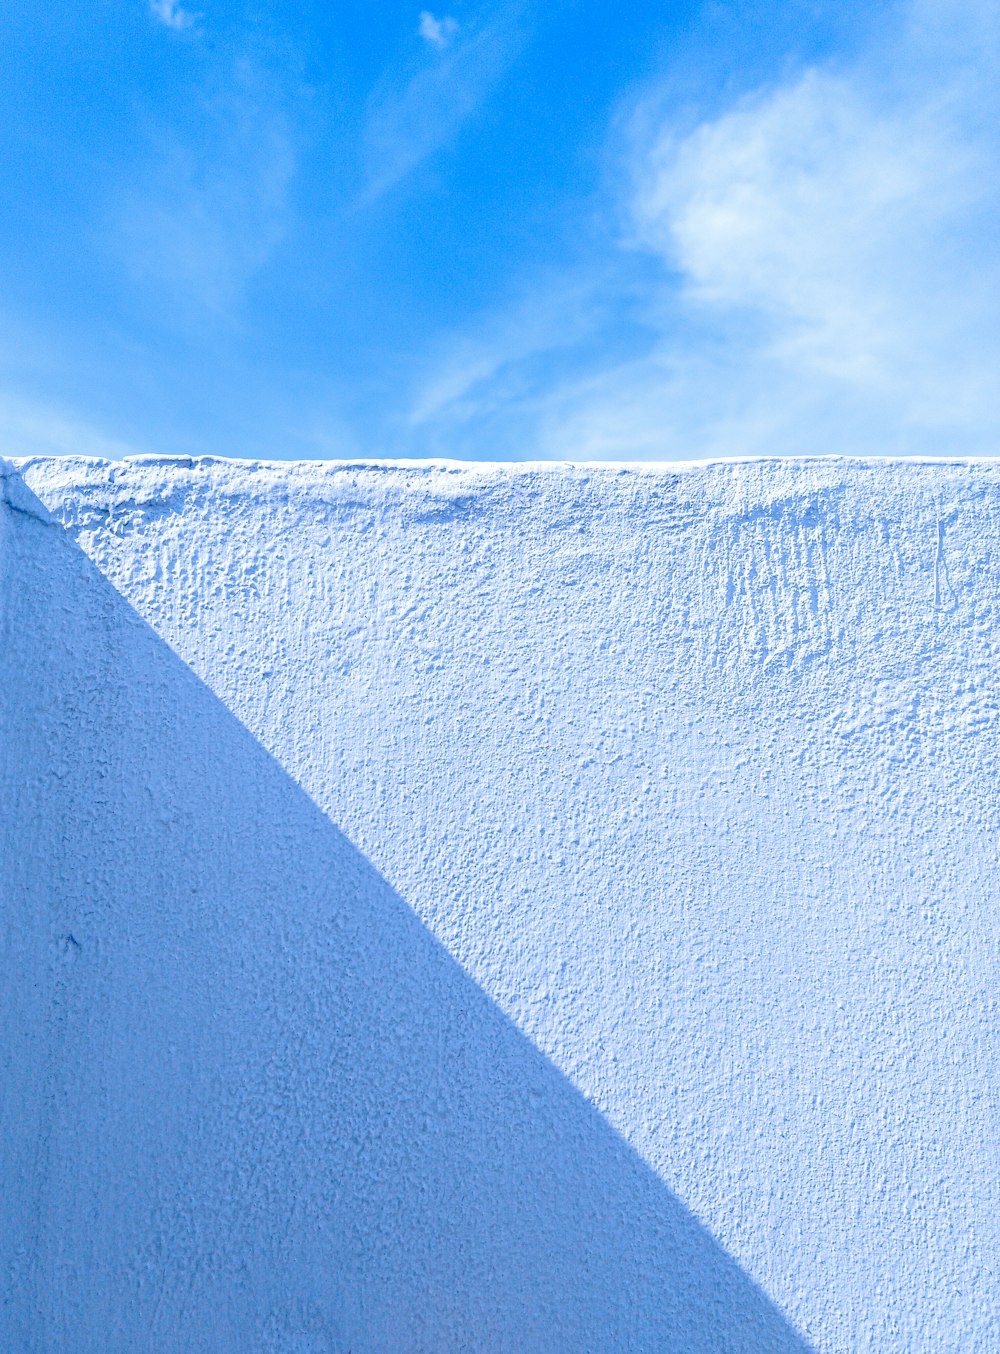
[
  {"x1": 419, "y1": 11, "x2": 459, "y2": 50},
  {"x1": 408, "y1": 0, "x2": 1000, "y2": 459},
  {"x1": 362, "y1": 6, "x2": 527, "y2": 202},
  {"x1": 114, "y1": 59, "x2": 298, "y2": 317},
  {"x1": 0, "y1": 388, "x2": 141, "y2": 459},
  {"x1": 149, "y1": 0, "x2": 197, "y2": 33}
]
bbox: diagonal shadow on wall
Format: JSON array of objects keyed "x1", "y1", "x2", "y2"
[{"x1": 1, "y1": 480, "x2": 813, "y2": 1353}]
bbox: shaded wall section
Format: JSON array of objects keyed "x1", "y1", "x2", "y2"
[{"x1": 2, "y1": 455, "x2": 999, "y2": 1352}]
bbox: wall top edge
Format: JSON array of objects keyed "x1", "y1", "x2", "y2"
[
  {"x1": 6, "y1": 453, "x2": 1000, "y2": 475},
  {"x1": 7, "y1": 455, "x2": 1000, "y2": 527}
]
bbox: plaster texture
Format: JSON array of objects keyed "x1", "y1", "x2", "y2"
[{"x1": 2, "y1": 455, "x2": 998, "y2": 1352}]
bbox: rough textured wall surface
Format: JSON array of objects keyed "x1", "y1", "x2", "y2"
[{"x1": 2, "y1": 455, "x2": 998, "y2": 1353}]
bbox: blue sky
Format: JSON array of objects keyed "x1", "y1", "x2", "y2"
[{"x1": 1, "y1": 0, "x2": 997, "y2": 459}]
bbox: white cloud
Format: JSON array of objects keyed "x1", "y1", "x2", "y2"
[
  {"x1": 407, "y1": 0, "x2": 1000, "y2": 459},
  {"x1": 149, "y1": 0, "x2": 197, "y2": 33},
  {"x1": 419, "y1": 11, "x2": 459, "y2": 49},
  {"x1": 623, "y1": 50, "x2": 998, "y2": 446}
]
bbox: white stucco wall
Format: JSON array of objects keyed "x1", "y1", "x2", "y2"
[{"x1": 2, "y1": 455, "x2": 998, "y2": 1353}]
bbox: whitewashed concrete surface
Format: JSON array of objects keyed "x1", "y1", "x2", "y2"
[{"x1": 2, "y1": 455, "x2": 998, "y2": 1353}]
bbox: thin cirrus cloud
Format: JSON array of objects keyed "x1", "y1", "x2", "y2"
[
  {"x1": 408, "y1": 0, "x2": 1000, "y2": 459},
  {"x1": 0, "y1": 385, "x2": 140, "y2": 460},
  {"x1": 361, "y1": 6, "x2": 528, "y2": 203},
  {"x1": 113, "y1": 60, "x2": 298, "y2": 318}
]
